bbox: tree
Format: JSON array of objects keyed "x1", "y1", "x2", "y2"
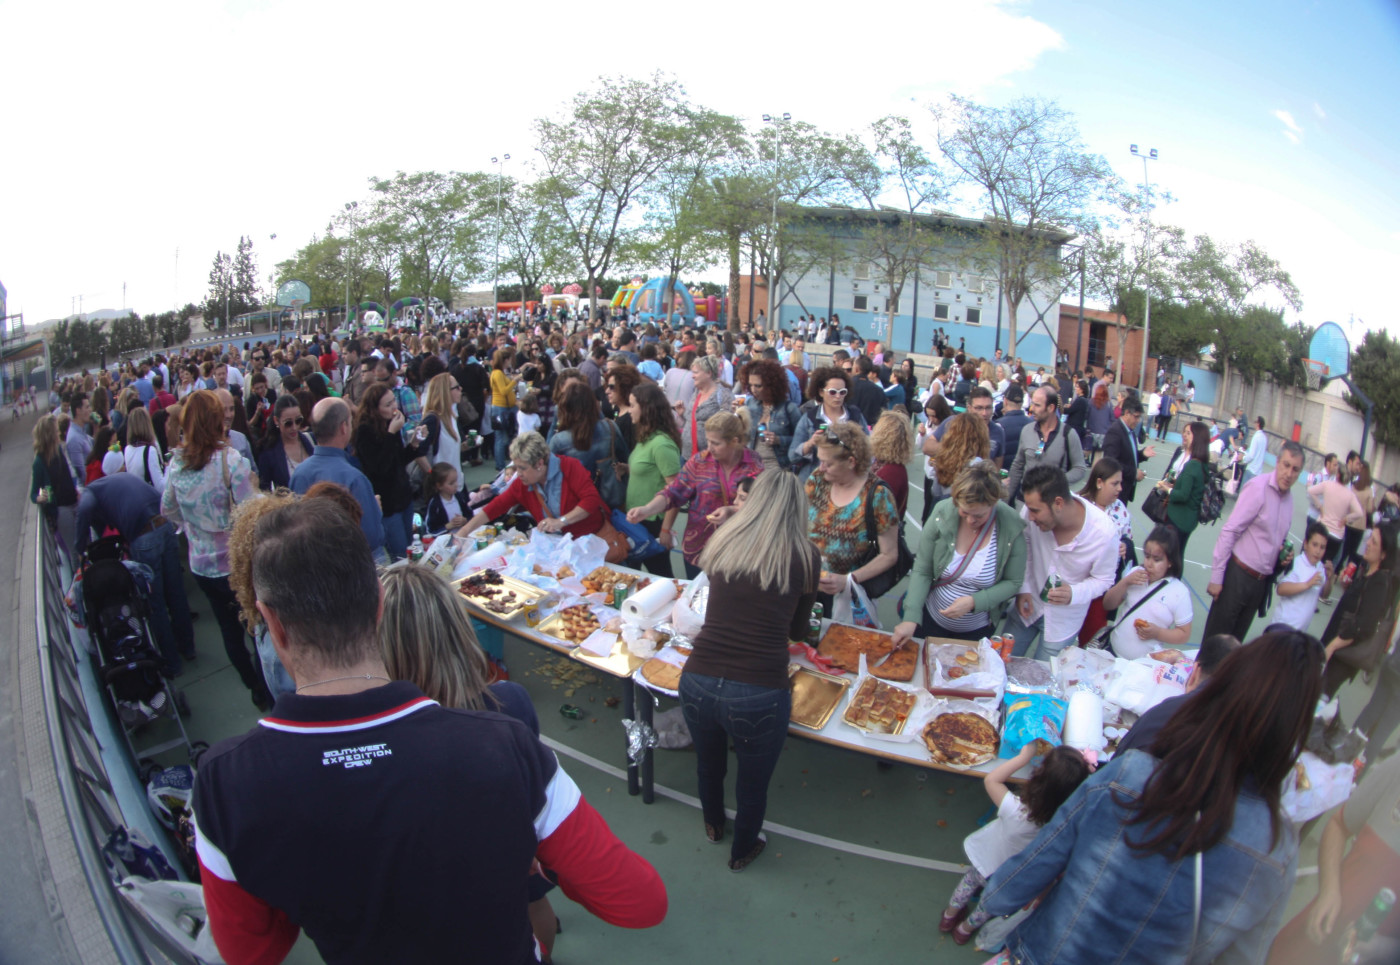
[
  {"x1": 498, "y1": 179, "x2": 578, "y2": 305},
  {"x1": 535, "y1": 73, "x2": 695, "y2": 322},
  {"x1": 232, "y1": 236, "x2": 262, "y2": 313},
  {"x1": 205, "y1": 251, "x2": 232, "y2": 330},
  {"x1": 850, "y1": 116, "x2": 944, "y2": 346},
  {"x1": 933, "y1": 96, "x2": 1114, "y2": 355},
  {"x1": 1348, "y1": 329, "x2": 1400, "y2": 446},
  {"x1": 275, "y1": 234, "x2": 353, "y2": 316}
]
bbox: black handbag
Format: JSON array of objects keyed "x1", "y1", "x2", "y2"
[
  {"x1": 1141, "y1": 486, "x2": 1170, "y2": 525},
  {"x1": 856, "y1": 478, "x2": 914, "y2": 600}
]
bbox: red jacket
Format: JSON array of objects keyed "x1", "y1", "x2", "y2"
[{"x1": 484, "y1": 454, "x2": 607, "y2": 537}]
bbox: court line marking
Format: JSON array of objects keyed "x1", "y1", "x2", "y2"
[{"x1": 540, "y1": 735, "x2": 968, "y2": 875}]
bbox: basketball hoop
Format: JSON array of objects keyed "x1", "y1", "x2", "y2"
[{"x1": 1303, "y1": 358, "x2": 1327, "y2": 391}]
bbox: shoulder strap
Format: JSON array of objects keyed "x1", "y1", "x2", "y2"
[
  {"x1": 1108, "y1": 578, "x2": 1171, "y2": 633},
  {"x1": 934, "y1": 510, "x2": 998, "y2": 588}
]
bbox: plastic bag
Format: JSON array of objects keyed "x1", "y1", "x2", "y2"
[
  {"x1": 669, "y1": 572, "x2": 710, "y2": 637},
  {"x1": 926, "y1": 639, "x2": 1006, "y2": 702},
  {"x1": 116, "y1": 877, "x2": 224, "y2": 963},
  {"x1": 832, "y1": 576, "x2": 881, "y2": 630},
  {"x1": 1052, "y1": 647, "x2": 1117, "y2": 695},
  {"x1": 1281, "y1": 751, "x2": 1355, "y2": 823},
  {"x1": 999, "y1": 692, "x2": 1068, "y2": 758}
]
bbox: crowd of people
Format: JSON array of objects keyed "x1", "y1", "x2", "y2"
[{"x1": 24, "y1": 307, "x2": 1400, "y2": 964}]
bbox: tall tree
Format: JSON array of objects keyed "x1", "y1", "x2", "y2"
[
  {"x1": 933, "y1": 96, "x2": 1114, "y2": 354},
  {"x1": 1347, "y1": 329, "x2": 1400, "y2": 446},
  {"x1": 534, "y1": 73, "x2": 694, "y2": 322},
  {"x1": 498, "y1": 179, "x2": 578, "y2": 304},
  {"x1": 232, "y1": 236, "x2": 262, "y2": 313},
  {"x1": 204, "y1": 251, "x2": 233, "y2": 330}
]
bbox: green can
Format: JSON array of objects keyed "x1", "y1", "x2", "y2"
[
  {"x1": 1040, "y1": 574, "x2": 1062, "y2": 602},
  {"x1": 806, "y1": 619, "x2": 822, "y2": 644},
  {"x1": 559, "y1": 704, "x2": 585, "y2": 720},
  {"x1": 475, "y1": 537, "x2": 489, "y2": 552},
  {"x1": 1279, "y1": 539, "x2": 1294, "y2": 566},
  {"x1": 612, "y1": 582, "x2": 629, "y2": 608}
]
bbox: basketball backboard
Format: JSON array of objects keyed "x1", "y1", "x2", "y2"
[{"x1": 1308, "y1": 321, "x2": 1351, "y2": 379}]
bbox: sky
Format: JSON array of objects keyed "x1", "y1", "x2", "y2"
[{"x1": 2, "y1": 0, "x2": 1397, "y2": 351}]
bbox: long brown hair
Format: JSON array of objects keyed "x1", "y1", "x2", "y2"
[
  {"x1": 178, "y1": 390, "x2": 227, "y2": 471},
  {"x1": 356, "y1": 382, "x2": 393, "y2": 435},
  {"x1": 631, "y1": 383, "x2": 681, "y2": 450},
  {"x1": 1132, "y1": 630, "x2": 1323, "y2": 859},
  {"x1": 555, "y1": 381, "x2": 601, "y2": 451},
  {"x1": 32, "y1": 414, "x2": 61, "y2": 462},
  {"x1": 933, "y1": 413, "x2": 990, "y2": 486}
]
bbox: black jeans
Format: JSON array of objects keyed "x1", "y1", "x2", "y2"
[
  {"x1": 679, "y1": 673, "x2": 790, "y2": 864},
  {"x1": 1202, "y1": 557, "x2": 1269, "y2": 644},
  {"x1": 193, "y1": 573, "x2": 265, "y2": 697},
  {"x1": 639, "y1": 518, "x2": 674, "y2": 578}
]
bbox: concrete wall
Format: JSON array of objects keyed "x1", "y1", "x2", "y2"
[{"x1": 1181, "y1": 364, "x2": 1219, "y2": 408}]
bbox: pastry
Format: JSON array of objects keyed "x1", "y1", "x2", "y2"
[
  {"x1": 817, "y1": 625, "x2": 916, "y2": 682},
  {"x1": 640, "y1": 657, "x2": 683, "y2": 691},
  {"x1": 842, "y1": 677, "x2": 918, "y2": 733},
  {"x1": 923, "y1": 713, "x2": 999, "y2": 766}
]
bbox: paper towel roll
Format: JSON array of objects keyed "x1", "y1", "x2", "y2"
[
  {"x1": 623, "y1": 579, "x2": 679, "y2": 628},
  {"x1": 1063, "y1": 691, "x2": 1105, "y2": 751}
]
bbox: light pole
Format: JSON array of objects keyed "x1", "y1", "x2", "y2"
[
  {"x1": 491, "y1": 154, "x2": 511, "y2": 324},
  {"x1": 343, "y1": 202, "x2": 358, "y2": 332},
  {"x1": 1130, "y1": 144, "x2": 1158, "y2": 390},
  {"x1": 762, "y1": 113, "x2": 790, "y2": 331}
]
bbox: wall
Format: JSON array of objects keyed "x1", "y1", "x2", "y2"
[{"x1": 1180, "y1": 364, "x2": 1219, "y2": 408}]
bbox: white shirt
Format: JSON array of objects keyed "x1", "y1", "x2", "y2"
[
  {"x1": 1109, "y1": 575, "x2": 1193, "y2": 659},
  {"x1": 1271, "y1": 556, "x2": 1325, "y2": 632},
  {"x1": 1244, "y1": 430, "x2": 1268, "y2": 475},
  {"x1": 964, "y1": 791, "x2": 1037, "y2": 877},
  {"x1": 226, "y1": 366, "x2": 245, "y2": 389},
  {"x1": 1018, "y1": 495, "x2": 1120, "y2": 642}
]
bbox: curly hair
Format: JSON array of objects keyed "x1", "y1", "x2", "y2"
[
  {"x1": 739, "y1": 359, "x2": 789, "y2": 407},
  {"x1": 229, "y1": 491, "x2": 296, "y2": 629},
  {"x1": 815, "y1": 419, "x2": 872, "y2": 475},
  {"x1": 607, "y1": 363, "x2": 642, "y2": 405},
  {"x1": 807, "y1": 366, "x2": 852, "y2": 405},
  {"x1": 870, "y1": 411, "x2": 913, "y2": 465},
  {"x1": 933, "y1": 413, "x2": 990, "y2": 487}
]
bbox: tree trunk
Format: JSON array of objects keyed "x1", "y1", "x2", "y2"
[{"x1": 727, "y1": 227, "x2": 741, "y2": 331}]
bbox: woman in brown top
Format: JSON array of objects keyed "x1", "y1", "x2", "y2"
[{"x1": 680, "y1": 470, "x2": 819, "y2": 873}]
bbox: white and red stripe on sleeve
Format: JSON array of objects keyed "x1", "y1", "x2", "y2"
[{"x1": 195, "y1": 819, "x2": 299, "y2": 965}]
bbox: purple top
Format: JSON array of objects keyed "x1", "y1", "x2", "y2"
[{"x1": 1210, "y1": 468, "x2": 1295, "y2": 584}]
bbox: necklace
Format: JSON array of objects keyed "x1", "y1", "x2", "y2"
[{"x1": 295, "y1": 673, "x2": 390, "y2": 693}]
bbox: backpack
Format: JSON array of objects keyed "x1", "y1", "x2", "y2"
[{"x1": 1198, "y1": 466, "x2": 1226, "y2": 525}]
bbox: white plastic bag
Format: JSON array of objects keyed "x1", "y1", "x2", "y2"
[
  {"x1": 926, "y1": 638, "x2": 1006, "y2": 702},
  {"x1": 117, "y1": 877, "x2": 224, "y2": 963},
  {"x1": 831, "y1": 576, "x2": 881, "y2": 630},
  {"x1": 1281, "y1": 751, "x2": 1355, "y2": 824},
  {"x1": 669, "y1": 572, "x2": 710, "y2": 637}
]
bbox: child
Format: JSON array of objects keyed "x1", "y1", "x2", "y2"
[
  {"x1": 1271, "y1": 520, "x2": 1331, "y2": 631},
  {"x1": 940, "y1": 743, "x2": 1091, "y2": 945},
  {"x1": 515, "y1": 390, "x2": 541, "y2": 437},
  {"x1": 704, "y1": 474, "x2": 756, "y2": 528},
  {"x1": 425, "y1": 462, "x2": 470, "y2": 535}
]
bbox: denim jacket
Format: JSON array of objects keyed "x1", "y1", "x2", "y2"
[
  {"x1": 744, "y1": 398, "x2": 800, "y2": 469},
  {"x1": 981, "y1": 750, "x2": 1296, "y2": 965}
]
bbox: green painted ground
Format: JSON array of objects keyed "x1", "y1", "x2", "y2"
[{"x1": 149, "y1": 435, "x2": 1366, "y2": 964}]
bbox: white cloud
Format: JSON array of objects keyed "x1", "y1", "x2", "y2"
[
  {"x1": 1312, "y1": 101, "x2": 1327, "y2": 121},
  {"x1": 1283, "y1": 130, "x2": 1302, "y2": 145},
  {"x1": 1273, "y1": 109, "x2": 1304, "y2": 134}
]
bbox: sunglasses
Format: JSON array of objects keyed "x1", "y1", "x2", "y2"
[
  {"x1": 825, "y1": 387, "x2": 848, "y2": 397},
  {"x1": 822, "y1": 428, "x2": 852, "y2": 452},
  {"x1": 281, "y1": 418, "x2": 305, "y2": 428}
]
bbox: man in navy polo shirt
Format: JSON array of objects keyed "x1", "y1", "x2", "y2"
[{"x1": 192, "y1": 499, "x2": 666, "y2": 965}]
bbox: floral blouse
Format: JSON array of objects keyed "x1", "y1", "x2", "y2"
[
  {"x1": 1104, "y1": 498, "x2": 1132, "y2": 541},
  {"x1": 161, "y1": 447, "x2": 256, "y2": 578},
  {"x1": 805, "y1": 471, "x2": 898, "y2": 576}
]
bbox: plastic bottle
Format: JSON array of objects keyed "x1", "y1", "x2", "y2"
[{"x1": 1340, "y1": 886, "x2": 1395, "y2": 962}]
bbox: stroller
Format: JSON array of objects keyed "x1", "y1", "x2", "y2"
[{"x1": 80, "y1": 537, "x2": 202, "y2": 766}]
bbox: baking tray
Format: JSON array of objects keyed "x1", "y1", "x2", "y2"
[
  {"x1": 789, "y1": 666, "x2": 851, "y2": 730},
  {"x1": 816, "y1": 624, "x2": 918, "y2": 682},
  {"x1": 536, "y1": 610, "x2": 604, "y2": 646},
  {"x1": 453, "y1": 572, "x2": 548, "y2": 620},
  {"x1": 841, "y1": 676, "x2": 918, "y2": 736},
  {"x1": 570, "y1": 639, "x2": 646, "y2": 678}
]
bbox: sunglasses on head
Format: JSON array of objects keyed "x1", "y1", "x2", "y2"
[{"x1": 822, "y1": 428, "x2": 852, "y2": 452}]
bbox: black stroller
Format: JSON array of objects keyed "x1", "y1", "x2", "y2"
[{"x1": 81, "y1": 537, "x2": 202, "y2": 766}]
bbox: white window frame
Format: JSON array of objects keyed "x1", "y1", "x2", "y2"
[
  {"x1": 853, "y1": 262, "x2": 871, "y2": 281},
  {"x1": 933, "y1": 270, "x2": 953, "y2": 289},
  {"x1": 965, "y1": 307, "x2": 982, "y2": 326},
  {"x1": 965, "y1": 274, "x2": 984, "y2": 293}
]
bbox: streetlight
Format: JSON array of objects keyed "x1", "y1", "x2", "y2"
[
  {"x1": 1129, "y1": 144, "x2": 1159, "y2": 391},
  {"x1": 762, "y1": 113, "x2": 791, "y2": 331},
  {"x1": 491, "y1": 155, "x2": 511, "y2": 324},
  {"x1": 344, "y1": 202, "x2": 358, "y2": 332}
]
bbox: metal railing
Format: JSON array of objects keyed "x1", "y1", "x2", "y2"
[{"x1": 33, "y1": 520, "x2": 204, "y2": 964}]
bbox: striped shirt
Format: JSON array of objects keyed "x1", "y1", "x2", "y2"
[{"x1": 928, "y1": 524, "x2": 999, "y2": 632}]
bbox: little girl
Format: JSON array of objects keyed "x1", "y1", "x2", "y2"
[
  {"x1": 425, "y1": 462, "x2": 470, "y2": 535},
  {"x1": 515, "y1": 390, "x2": 541, "y2": 437},
  {"x1": 940, "y1": 743, "x2": 1091, "y2": 945}
]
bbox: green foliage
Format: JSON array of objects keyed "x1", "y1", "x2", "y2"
[
  {"x1": 1348, "y1": 329, "x2": 1400, "y2": 446},
  {"x1": 363, "y1": 170, "x2": 496, "y2": 304},
  {"x1": 48, "y1": 318, "x2": 108, "y2": 366}
]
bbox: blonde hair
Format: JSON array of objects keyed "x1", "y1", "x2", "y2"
[
  {"x1": 815, "y1": 420, "x2": 872, "y2": 475},
  {"x1": 933, "y1": 413, "x2": 990, "y2": 487},
  {"x1": 704, "y1": 411, "x2": 744, "y2": 444},
  {"x1": 424, "y1": 373, "x2": 459, "y2": 441},
  {"x1": 870, "y1": 411, "x2": 913, "y2": 465},
  {"x1": 378, "y1": 564, "x2": 494, "y2": 712},
  {"x1": 32, "y1": 414, "x2": 60, "y2": 461},
  {"x1": 229, "y1": 491, "x2": 294, "y2": 629},
  {"x1": 698, "y1": 470, "x2": 815, "y2": 594},
  {"x1": 951, "y1": 461, "x2": 1005, "y2": 508},
  {"x1": 125, "y1": 406, "x2": 157, "y2": 447},
  {"x1": 788, "y1": 346, "x2": 805, "y2": 369}
]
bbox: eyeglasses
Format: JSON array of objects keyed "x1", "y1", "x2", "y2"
[
  {"x1": 822, "y1": 428, "x2": 852, "y2": 452},
  {"x1": 451, "y1": 384, "x2": 462, "y2": 391},
  {"x1": 281, "y1": 418, "x2": 305, "y2": 428},
  {"x1": 824, "y1": 387, "x2": 848, "y2": 397}
]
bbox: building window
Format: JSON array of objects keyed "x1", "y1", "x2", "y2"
[
  {"x1": 933, "y1": 303, "x2": 949, "y2": 320},
  {"x1": 934, "y1": 270, "x2": 953, "y2": 289},
  {"x1": 853, "y1": 262, "x2": 871, "y2": 281},
  {"x1": 853, "y1": 294, "x2": 869, "y2": 312},
  {"x1": 966, "y1": 275, "x2": 984, "y2": 293},
  {"x1": 966, "y1": 307, "x2": 981, "y2": 325}
]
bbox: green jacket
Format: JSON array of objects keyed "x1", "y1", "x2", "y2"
[
  {"x1": 905, "y1": 499, "x2": 1027, "y2": 628},
  {"x1": 1165, "y1": 458, "x2": 1204, "y2": 535}
]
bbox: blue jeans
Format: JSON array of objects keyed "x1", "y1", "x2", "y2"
[
  {"x1": 490, "y1": 405, "x2": 515, "y2": 470},
  {"x1": 1001, "y1": 608, "x2": 1077, "y2": 661},
  {"x1": 678, "y1": 673, "x2": 790, "y2": 863},
  {"x1": 382, "y1": 503, "x2": 415, "y2": 562},
  {"x1": 254, "y1": 626, "x2": 296, "y2": 702},
  {"x1": 128, "y1": 521, "x2": 194, "y2": 674}
]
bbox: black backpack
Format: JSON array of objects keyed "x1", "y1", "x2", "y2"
[{"x1": 1198, "y1": 466, "x2": 1226, "y2": 525}]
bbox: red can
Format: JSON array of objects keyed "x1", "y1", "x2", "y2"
[{"x1": 1343, "y1": 562, "x2": 1358, "y2": 584}]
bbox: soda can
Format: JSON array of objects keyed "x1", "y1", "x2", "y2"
[
  {"x1": 559, "y1": 704, "x2": 585, "y2": 720},
  {"x1": 806, "y1": 619, "x2": 822, "y2": 645},
  {"x1": 1040, "y1": 575, "x2": 1056, "y2": 602},
  {"x1": 1343, "y1": 562, "x2": 1358, "y2": 583},
  {"x1": 612, "y1": 582, "x2": 630, "y2": 608},
  {"x1": 475, "y1": 537, "x2": 489, "y2": 552},
  {"x1": 999, "y1": 635, "x2": 1015, "y2": 662},
  {"x1": 524, "y1": 604, "x2": 541, "y2": 628}
]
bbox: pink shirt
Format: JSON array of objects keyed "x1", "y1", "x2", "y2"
[
  {"x1": 1211, "y1": 469, "x2": 1295, "y2": 583},
  {"x1": 1308, "y1": 480, "x2": 1364, "y2": 538}
]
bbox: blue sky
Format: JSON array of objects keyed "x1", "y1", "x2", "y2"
[{"x1": 1, "y1": 0, "x2": 1395, "y2": 345}]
